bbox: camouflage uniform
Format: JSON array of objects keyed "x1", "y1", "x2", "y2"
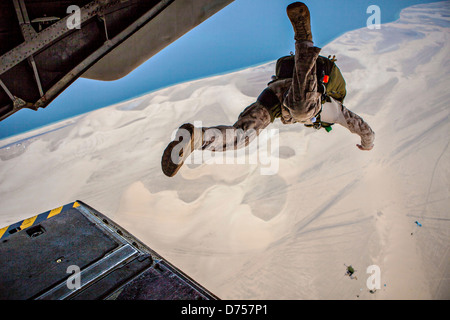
[
  {"x1": 161, "y1": 2, "x2": 374, "y2": 177},
  {"x1": 199, "y1": 41, "x2": 375, "y2": 152}
]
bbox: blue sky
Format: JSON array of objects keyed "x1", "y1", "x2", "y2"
[{"x1": 0, "y1": 0, "x2": 444, "y2": 140}]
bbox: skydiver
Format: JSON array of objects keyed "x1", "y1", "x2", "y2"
[{"x1": 161, "y1": 2, "x2": 375, "y2": 177}]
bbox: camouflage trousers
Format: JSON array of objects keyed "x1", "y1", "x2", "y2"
[
  {"x1": 200, "y1": 102, "x2": 272, "y2": 152},
  {"x1": 284, "y1": 41, "x2": 322, "y2": 122},
  {"x1": 200, "y1": 41, "x2": 322, "y2": 152}
]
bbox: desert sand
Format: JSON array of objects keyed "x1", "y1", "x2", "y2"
[{"x1": 0, "y1": 2, "x2": 449, "y2": 299}]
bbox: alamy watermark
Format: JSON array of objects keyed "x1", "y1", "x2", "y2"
[
  {"x1": 67, "y1": 5, "x2": 81, "y2": 30},
  {"x1": 170, "y1": 121, "x2": 280, "y2": 176},
  {"x1": 366, "y1": 264, "x2": 381, "y2": 290},
  {"x1": 367, "y1": 5, "x2": 381, "y2": 29},
  {"x1": 66, "y1": 265, "x2": 81, "y2": 290}
]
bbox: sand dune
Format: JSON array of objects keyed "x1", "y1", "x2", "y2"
[{"x1": 0, "y1": 2, "x2": 449, "y2": 299}]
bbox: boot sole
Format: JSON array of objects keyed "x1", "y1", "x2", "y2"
[
  {"x1": 161, "y1": 124, "x2": 194, "y2": 177},
  {"x1": 286, "y1": 2, "x2": 312, "y2": 41},
  {"x1": 286, "y1": 2, "x2": 309, "y2": 18}
]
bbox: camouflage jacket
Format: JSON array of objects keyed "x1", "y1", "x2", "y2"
[{"x1": 264, "y1": 80, "x2": 375, "y2": 150}]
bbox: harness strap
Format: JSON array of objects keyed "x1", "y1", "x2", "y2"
[{"x1": 304, "y1": 101, "x2": 335, "y2": 132}]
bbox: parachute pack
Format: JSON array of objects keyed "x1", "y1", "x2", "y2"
[
  {"x1": 272, "y1": 53, "x2": 347, "y2": 103},
  {"x1": 258, "y1": 53, "x2": 347, "y2": 132}
]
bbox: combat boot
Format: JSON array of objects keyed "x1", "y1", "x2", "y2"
[
  {"x1": 161, "y1": 123, "x2": 203, "y2": 177},
  {"x1": 286, "y1": 2, "x2": 313, "y2": 42}
]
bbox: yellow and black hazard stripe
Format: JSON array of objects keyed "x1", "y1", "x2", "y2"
[{"x1": 0, "y1": 201, "x2": 80, "y2": 241}]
